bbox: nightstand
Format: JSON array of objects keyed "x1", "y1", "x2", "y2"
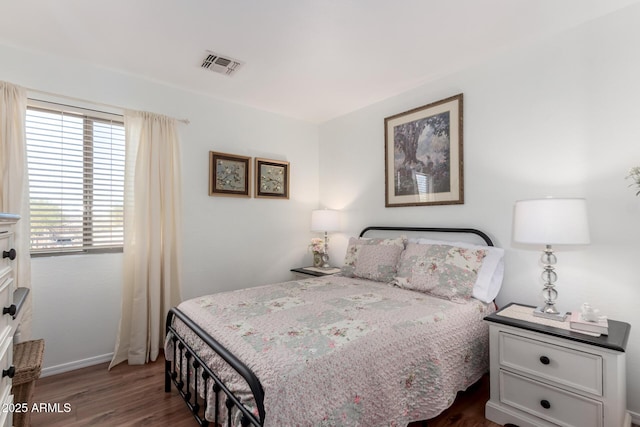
[
  {"x1": 484, "y1": 303, "x2": 631, "y2": 427},
  {"x1": 290, "y1": 266, "x2": 341, "y2": 279}
]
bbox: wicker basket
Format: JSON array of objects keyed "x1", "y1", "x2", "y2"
[{"x1": 12, "y1": 339, "x2": 45, "y2": 427}]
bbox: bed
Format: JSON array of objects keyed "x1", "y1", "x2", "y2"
[{"x1": 165, "y1": 226, "x2": 505, "y2": 426}]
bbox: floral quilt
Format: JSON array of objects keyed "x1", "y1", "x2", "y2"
[{"x1": 166, "y1": 275, "x2": 494, "y2": 426}]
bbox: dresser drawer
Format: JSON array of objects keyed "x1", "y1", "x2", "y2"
[
  {"x1": 500, "y1": 369, "x2": 603, "y2": 427},
  {"x1": 0, "y1": 336, "x2": 11, "y2": 427},
  {"x1": 499, "y1": 331, "x2": 603, "y2": 395},
  {"x1": 0, "y1": 273, "x2": 13, "y2": 333},
  {"x1": 0, "y1": 385, "x2": 11, "y2": 427},
  {"x1": 0, "y1": 329, "x2": 12, "y2": 402},
  {"x1": 0, "y1": 229, "x2": 14, "y2": 276}
]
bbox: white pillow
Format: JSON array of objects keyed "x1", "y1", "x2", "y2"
[{"x1": 409, "y1": 237, "x2": 504, "y2": 303}]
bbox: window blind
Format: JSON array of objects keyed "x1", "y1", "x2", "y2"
[{"x1": 26, "y1": 101, "x2": 125, "y2": 254}]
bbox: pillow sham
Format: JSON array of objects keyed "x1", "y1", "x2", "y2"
[
  {"x1": 407, "y1": 238, "x2": 504, "y2": 303},
  {"x1": 394, "y1": 243, "x2": 489, "y2": 303},
  {"x1": 341, "y1": 236, "x2": 406, "y2": 282}
]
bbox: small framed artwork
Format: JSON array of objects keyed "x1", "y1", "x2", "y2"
[
  {"x1": 209, "y1": 151, "x2": 251, "y2": 197},
  {"x1": 384, "y1": 93, "x2": 464, "y2": 207},
  {"x1": 255, "y1": 158, "x2": 290, "y2": 199}
]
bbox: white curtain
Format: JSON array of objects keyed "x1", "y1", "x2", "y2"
[
  {"x1": 0, "y1": 81, "x2": 32, "y2": 341},
  {"x1": 110, "y1": 111, "x2": 183, "y2": 368}
]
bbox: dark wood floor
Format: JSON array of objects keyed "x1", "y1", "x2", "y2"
[{"x1": 30, "y1": 355, "x2": 499, "y2": 427}]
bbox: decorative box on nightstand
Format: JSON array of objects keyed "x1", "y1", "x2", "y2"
[
  {"x1": 484, "y1": 303, "x2": 631, "y2": 427},
  {"x1": 290, "y1": 266, "x2": 341, "y2": 279}
]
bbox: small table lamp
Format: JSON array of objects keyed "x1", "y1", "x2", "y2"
[
  {"x1": 311, "y1": 209, "x2": 340, "y2": 268},
  {"x1": 513, "y1": 198, "x2": 590, "y2": 321}
]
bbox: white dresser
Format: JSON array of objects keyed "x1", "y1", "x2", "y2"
[
  {"x1": 0, "y1": 213, "x2": 21, "y2": 427},
  {"x1": 485, "y1": 303, "x2": 631, "y2": 427}
]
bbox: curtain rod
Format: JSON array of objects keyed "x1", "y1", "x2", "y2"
[{"x1": 24, "y1": 87, "x2": 190, "y2": 125}]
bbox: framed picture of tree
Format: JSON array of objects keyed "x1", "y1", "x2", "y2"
[{"x1": 384, "y1": 94, "x2": 463, "y2": 207}]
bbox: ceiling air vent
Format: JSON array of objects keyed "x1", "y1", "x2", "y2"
[{"x1": 201, "y1": 51, "x2": 243, "y2": 76}]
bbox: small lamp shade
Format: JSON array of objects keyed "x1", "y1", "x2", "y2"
[
  {"x1": 311, "y1": 209, "x2": 340, "y2": 232},
  {"x1": 513, "y1": 198, "x2": 590, "y2": 246}
]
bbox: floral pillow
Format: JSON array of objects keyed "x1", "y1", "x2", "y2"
[
  {"x1": 341, "y1": 236, "x2": 406, "y2": 282},
  {"x1": 394, "y1": 243, "x2": 488, "y2": 303},
  {"x1": 409, "y1": 238, "x2": 505, "y2": 303}
]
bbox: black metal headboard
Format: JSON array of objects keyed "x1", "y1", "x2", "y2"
[{"x1": 359, "y1": 226, "x2": 494, "y2": 246}]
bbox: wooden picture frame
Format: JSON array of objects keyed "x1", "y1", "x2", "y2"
[
  {"x1": 255, "y1": 158, "x2": 290, "y2": 199},
  {"x1": 209, "y1": 151, "x2": 251, "y2": 197},
  {"x1": 384, "y1": 94, "x2": 463, "y2": 207}
]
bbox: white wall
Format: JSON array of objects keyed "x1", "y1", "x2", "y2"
[
  {"x1": 2, "y1": 1, "x2": 640, "y2": 418},
  {"x1": 319, "y1": 5, "x2": 640, "y2": 417},
  {"x1": 0, "y1": 43, "x2": 319, "y2": 373}
]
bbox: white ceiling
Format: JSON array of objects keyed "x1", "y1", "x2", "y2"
[{"x1": 1, "y1": 0, "x2": 638, "y2": 123}]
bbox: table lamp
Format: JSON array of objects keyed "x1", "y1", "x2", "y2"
[
  {"x1": 512, "y1": 198, "x2": 590, "y2": 321},
  {"x1": 311, "y1": 209, "x2": 340, "y2": 268}
]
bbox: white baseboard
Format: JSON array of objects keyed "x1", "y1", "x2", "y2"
[
  {"x1": 629, "y1": 410, "x2": 640, "y2": 426},
  {"x1": 41, "y1": 353, "x2": 113, "y2": 378}
]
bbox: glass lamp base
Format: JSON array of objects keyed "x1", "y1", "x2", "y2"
[
  {"x1": 321, "y1": 253, "x2": 330, "y2": 269},
  {"x1": 533, "y1": 307, "x2": 567, "y2": 322}
]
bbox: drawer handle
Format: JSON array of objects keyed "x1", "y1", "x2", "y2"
[
  {"x1": 540, "y1": 399, "x2": 551, "y2": 409},
  {"x1": 2, "y1": 248, "x2": 16, "y2": 261},
  {"x1": 2, "y1": 366, "x2": 14, "y2": 379},
  {"x1": 2, "y1": 304, "x2": 16, "y2": 316},
  {"x1": 539, "y1": 356, "x2": 550, "y2": 365}
]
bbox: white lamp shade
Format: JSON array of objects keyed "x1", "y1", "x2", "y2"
[
  {"x1": 513, "y1": 198, "x2": 590, "y2": 245},
  {"x1": 311, "y1": 209, "x2": 340, "y2": 232}
]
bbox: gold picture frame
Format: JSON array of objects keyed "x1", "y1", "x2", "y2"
[
  {"x1": 384, "y1": 94, "x2": 463, "y2": 207},
  {"x1": 209, "y1": 151, "x2": 251, "y2": 198},
  {"x1": 255, "y1": 158, "x2": 290, "y2": 199}
]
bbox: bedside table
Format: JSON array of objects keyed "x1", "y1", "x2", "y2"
[
  {"x1": 290, "y1": 266, "x2": 341, "y2": 279},
  {"x1": 484, "y1": 303, "x2": 631, "y2": 427}
]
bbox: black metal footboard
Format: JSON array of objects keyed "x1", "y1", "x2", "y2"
[{"x1": 165, "y1": 307, "x2": 265, "y2": 426}]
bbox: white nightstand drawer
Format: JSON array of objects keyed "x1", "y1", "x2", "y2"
[
  {"x1": 500, "y1": 331, "x2": 603, "y2": 395},
  {"x1": 500, "y1": 370, "x2": 603, "y2": 427}
]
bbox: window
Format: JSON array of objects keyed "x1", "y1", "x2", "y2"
[{"x1": 26, "y1": 100, "x2": 125, "y2": 255}]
